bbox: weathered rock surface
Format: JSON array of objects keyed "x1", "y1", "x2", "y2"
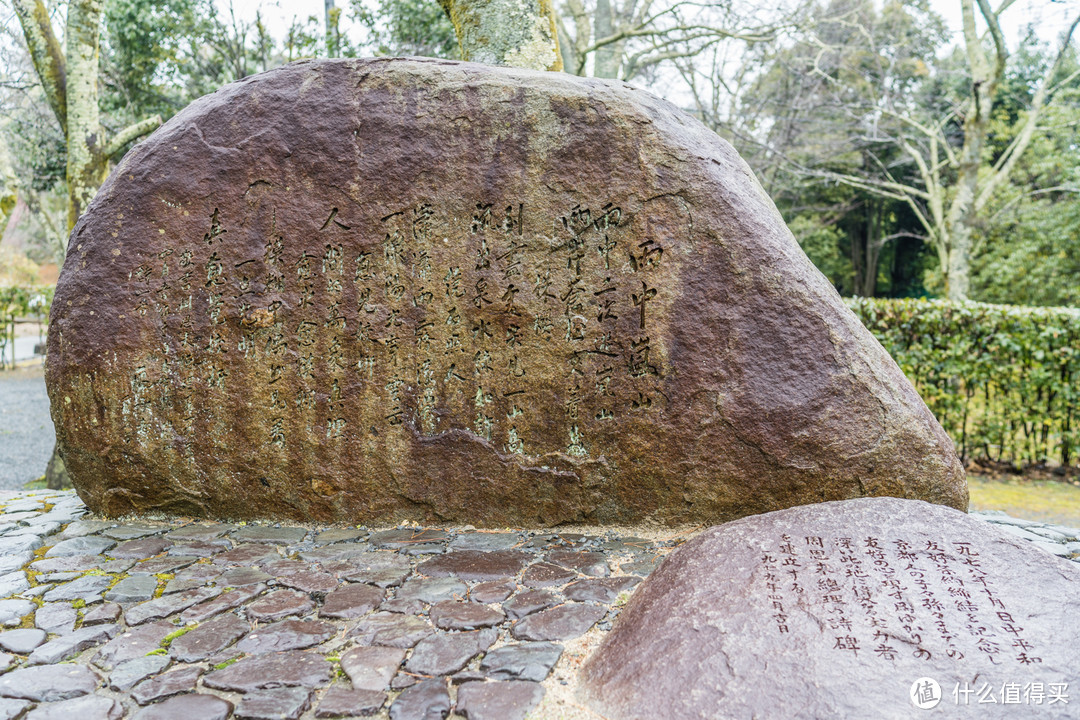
[
  {"x1": 48, "y1": 58, "x2": 965, "y2": 526},
  {"x1": 580, "y1": 498, "x2": 1080, "y2": 719}
]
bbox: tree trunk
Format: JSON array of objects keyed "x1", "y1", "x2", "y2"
[
  {"x1": 593, "y1": 0, "x2": 620, "y2": 78},
  {"x1": 438, "y1": 0, "x2": 563, "y2": 71},
  {"x1": 15, "y1": 0, "x2": 162, "y2": 493},
  {"x1": 65, "y1": 0, "x2": 108, "y2": 231},
  {"x1": 325, "y1": 0, "x2": 341, "y2": 58}
]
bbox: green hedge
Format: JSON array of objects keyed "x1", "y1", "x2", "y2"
[{"x1": 847, "y1": 297, "x2": 1080, "y2": 469}]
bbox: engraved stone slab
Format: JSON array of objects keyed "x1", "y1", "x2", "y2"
[
  {"x1": 48, "y1": 58, "x2": 965, "y2": 526},
  {"x1": 580, "y1": 498, "x2": 1080, "y2": 719}
]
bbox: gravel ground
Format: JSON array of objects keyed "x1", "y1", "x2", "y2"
[{"x1": 0, "y1": 364, "x2": 54, "y2": 490}]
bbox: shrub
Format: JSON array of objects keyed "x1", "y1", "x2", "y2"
[{"x1": 847, "y1": 298, "x2": 1080, "y2": 470}]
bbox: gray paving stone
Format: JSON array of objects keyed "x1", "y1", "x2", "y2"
[
  {"x1": 42, "y1": 573, "x2": 111, "y2": 603},
  {"x1": 429, "y1": 600, "x2": 505, "y2": 630},
  {"x1": 234, "y1": 618, "x2": 335, "y2": 654},
  {"x1": 125, "y1": 586, "x2": 220, "y2": 625},
  {"x1": 212, "y1": 544, "x2": 280, "y2": 566},
  {"x1": 388, "y1": 678, "x2": 450, "y2": 720},
  {"x1": 179, "y1": 584, "x2": 265, "y2": 624},
  {"x1": 546, "y1": 550, "x2": 610, "y2": 577},
  {"x1": 82, "y1": 602, "x2": 122, "y2": 626},
  {"x1": 27, "y1": 623, "x2": 119, "y2": 665},
  {"x1": 0, "y1": 664, "x2": 99, "y2": 701},
  {"x1": 315, "y1": 687, "x2": 386, "y2": 718},
  {"x1": 235, "y1": 687, "x2": 312, "y2": 720},
  {"x1": 232, "y1": 526, "x2": 308, "y2": 545},
  {"x1": 131, "y1": 665, "x2": 204, "y2": 705},
  {"x1": 166, "y1": 523, "x2": 234, "y2": 542},
  {"x1": 278, "y1": 570, "x2": 339, "y2": 595},
  {"x1": 418, "y1": 551, "x2": 532, "y2": 582},
  {"x1": 23, "y1": 694, "x2": 123, "y2": 720},
  {"x1": 521, "y1": 562, "x2": 577, "y2": 588},
  {"x1": 455, "y1": 680, "x2": 544, "y2": 720},
  {"x1": 105, "y1": 575, "x2": 158, "y2": 603},
  {"x1": 219, "y1": 567, "x2": 272, "y2": 586},
  {"x1": 246, "y1": 589, "x2": 315, "y2": 622},
  {"x1": 470, "y1": 580, "x2": 516, "y2": 604},
  {"x1": 167, "y1": 539, "x2": 230, "y2": 558},
  {"x1": 340, "y1": 645, "x2": 406, "y2": 691},
  {"x1": 0, "y1": 599, "x2": 34, "y2": 627},
  {"x1": 108, "y1": 655, "x2": 171, "y2": 691},
  {"x1": 342, "y1": 553, "x2": 412, "y2": 588},
  {"x1": 384, "y1": 576, "x2": 466, "y2": 614},
  {"x1": 480, "y1": 642, "x2": 563, "y2": 682},
  {"x1": 511, "y1": 604, "x2": 605, "y2": 641},
  {"x1": 101, "y1": 524, "x2": 167, "y2": 541},
  {"x1": 162, "y1": 564, "x2": 221, "y2": 594},
  {"x1": 1032, "y1": 539, "x2": 1073, "y2": 557},
  {"x1": 563, "y1": 576, "x2": 642, "y2": 603},
  {"x1": 350, "y1": 612, "x2": 434, "y2": 648},
  {"x1": 0, "y1": 572, "x2": 28, "y2": 597},
  {"x1": 319, "y1": 583, "x2": 384, "y2": 619},
  {"x1": 30, "y1": 556, "x2": 132, "y2": 574},
  {"x1": 93, "y1": 621, "x2": 175, "y2": 670},
  {"x1": 503, "y1": 590, "x2": 559, "y2": 620},
  {"x1": 109, "y1": 537, "x2": 172, "y2": 559},
  {"x1": 203, "y1": 650, "x2": 332, "y2": 693},
  {"x1": 314, "y1": 528, "x2": 366, "y2": 545},
  {"x1": 131, "y1": 693, "x2": 233, "y2": 720},
  {"x1": 449, "y1": 532, "x2": 522, "y2": 552},
  {"x1": 8, "y1": 521, "x2": 59, "y2": 537},
  {"x1": 0, "y1": 698, "x2": 30, "y2": 720},
  {"x1": 370, "y1": 528, "x2": 449, "y2": 549},
  {"x1": 0, "y1": 551, "x2": 33, "y2": 576},
  {"x1": 405, "y1": 629, "x2": 497, "y2": 676},
  {"x1": 127, "y1": 556, "x2": 199, "y2": 575},
  {"x1": 169, "y1": 612, "x2": 249, "y2": 662},
  {"x1": 44, "y1": 536, "x2": 115, "y2": 557},
  {"x1": 0, "y1": 628, "x2": 46, "y2": 654},
  {"x1": 34, "y1": 602, "x2": 77, "y2": 635}
]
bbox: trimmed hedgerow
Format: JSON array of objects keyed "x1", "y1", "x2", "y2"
[{"x1": 847, "y1": 298, "x2": 1080, "y2": 470}]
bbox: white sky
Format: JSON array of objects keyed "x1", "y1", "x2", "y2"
[{"x1": 219, "y1": 0, "x2": 1080, "y2": 52}]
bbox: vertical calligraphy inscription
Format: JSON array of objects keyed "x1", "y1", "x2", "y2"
[{"x1": 758, "y1": 534, "x2": 1039, "y2": 667}]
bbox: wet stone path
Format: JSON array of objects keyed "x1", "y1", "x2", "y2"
[{"x1": 0, "y1": 490, "x2": 1073, "y2": 720}]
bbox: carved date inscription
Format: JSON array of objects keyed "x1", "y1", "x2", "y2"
[{"x1": 762, "y1": 534, "x2": 1041, "y2": 666}]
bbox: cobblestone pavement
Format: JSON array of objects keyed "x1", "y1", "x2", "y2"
[{"x1": 0, "y1": 490, "x2": 1072, "y2": 720}]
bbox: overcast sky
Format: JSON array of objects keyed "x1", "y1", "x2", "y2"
[{"x1": 217, "y1": 0, "x2": 1080, "y2": 52}]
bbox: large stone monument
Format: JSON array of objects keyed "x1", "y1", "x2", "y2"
[
  {"x1": 46, "y1": 58, "x2": 965, "y2": 524},
  {"x1": 580, "y1": 498, "x2": 1080, "y2": 719}
]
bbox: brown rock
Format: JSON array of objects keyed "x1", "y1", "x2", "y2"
[
  {"x1": 580, "y1": 498, "x2": 1080, "y2": 720},
  {"x1": 48, "y1": 58, "x2": 964, "y2": 526}
]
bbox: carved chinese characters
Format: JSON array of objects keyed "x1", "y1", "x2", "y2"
[
  {"x1": 47, "y1": 59, "x2": 965, "y2": 524},
  {"x1": 580, "y1": 498, "x2": 1080, "y2": 720}
]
